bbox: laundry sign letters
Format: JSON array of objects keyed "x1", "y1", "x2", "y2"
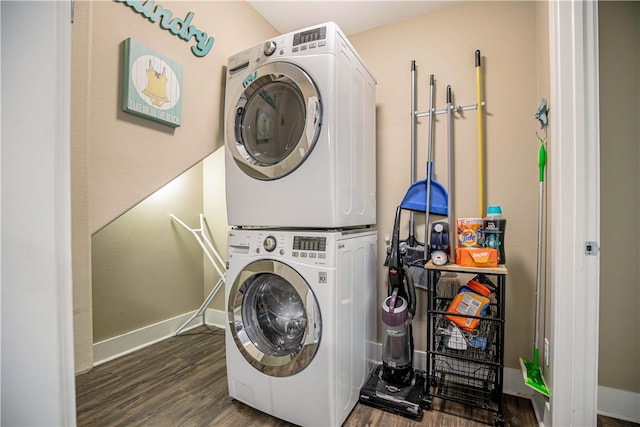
[{"x1": 114, "y1": 0, "x2": 214, "y2": 57}]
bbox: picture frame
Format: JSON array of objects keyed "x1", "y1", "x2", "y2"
[{"x1": 122, "y1": 38, "x2": 183, "y2": 127}]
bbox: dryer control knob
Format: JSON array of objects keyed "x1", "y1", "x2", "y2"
[
  {"x1": 263, "y1": 41, "x2": 277, "y2": 56},
  {"x1": 263, "y1": 235, "x2": 277, "y2": 252}
]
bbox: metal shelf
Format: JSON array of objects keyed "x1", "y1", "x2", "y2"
[{"x1": 424, "y1": 263, "x2": 507, "y2": 426}]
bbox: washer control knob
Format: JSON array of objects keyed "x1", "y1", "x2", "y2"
[
  {"x1": 263, "y1": 235, "x2": 277, "y2": 252},
  {"x1": 263, "y1": 41, "x2": 277, "y2": 56}
]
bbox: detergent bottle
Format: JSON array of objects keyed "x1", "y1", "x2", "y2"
[{"x1": 484, "y1": 205, "x2": 507, "y2": 264}]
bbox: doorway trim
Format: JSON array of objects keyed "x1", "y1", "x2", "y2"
[{"x1": 547, "y1": 0, "x2": 600, "y2": 425}]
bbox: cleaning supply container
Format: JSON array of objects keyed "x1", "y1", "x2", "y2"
[
  {"x1": 457, "y1": 218, "x2": 484, "y2": 248},
  {"x1": 445, "y1": 279, "x2": 491, "y2": 332},
  {"x1": 484, "y1": 205, "x2": 507, "y2": 264}
]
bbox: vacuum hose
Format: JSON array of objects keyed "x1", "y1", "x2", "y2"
[{"x1": 402, "y1": 264, "x2": 416, "y2": 318}]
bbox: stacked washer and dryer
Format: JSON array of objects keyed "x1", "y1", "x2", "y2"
[{"x1": 223, "y1": 22, "x2": 378, "y2": 426}]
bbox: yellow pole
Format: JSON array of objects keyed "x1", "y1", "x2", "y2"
[{"x1": 475, "y1": 50, "x2": 484, "y2": 217}]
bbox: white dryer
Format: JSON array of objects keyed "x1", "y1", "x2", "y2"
[
  {"x1": 224, "y1": 22, "x2": 376, "y2": 228},
  {"x1": 225, "y1": 228, "x2": 377, "y2": 426}
]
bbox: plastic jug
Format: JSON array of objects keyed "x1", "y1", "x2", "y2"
[{"x1": 445, "y1": 279, "x2": 491, "y2": 332}]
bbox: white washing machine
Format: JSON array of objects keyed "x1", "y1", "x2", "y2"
[
  {"x1": 225, "y1": 228, "x2": 377, "y2": 426},
  {"x1": 224, "y1": 22, "x2": 377, "y2": 228}
]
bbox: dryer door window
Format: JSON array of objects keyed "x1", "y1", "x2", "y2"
[
  {"x1": 228, "y1": 259, "x2": 321, "y2": 377},
  {"x1": 227, "y1": 62, "x2": 322, "y2": 181}
]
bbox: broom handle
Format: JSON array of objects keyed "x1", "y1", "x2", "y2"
[
  {"x1": 409, "y1": 61, "x2": 416, "y2": 239},
  {"x1": 476, "y1": 50, "x2": 484, "y2": 217},
  {"x1": 446, "y1": 85, "x2": 454, "y2": 262},
  {"x1": 425, "y1": 74, "x2": 434, "y2": 253}
]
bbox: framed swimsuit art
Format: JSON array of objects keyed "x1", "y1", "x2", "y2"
[{"x1": 122, "y1": 38, "x2": 183, "y2": 127}]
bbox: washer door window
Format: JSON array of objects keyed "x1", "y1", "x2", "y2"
[
  {"x1": 227, "y1": 62, "x2": 322, "y2": 180},
  {"x1": 228, "y1": 259, "x2": 321, "y2": 377}
]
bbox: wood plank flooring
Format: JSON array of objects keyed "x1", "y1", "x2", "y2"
[{"x1": 75, "y1": 326, "x2": 633, "y2": 427}]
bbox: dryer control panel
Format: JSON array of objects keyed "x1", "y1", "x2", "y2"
[{"x1": 293, "y1": 26, "x2": 327, "y2": 46}]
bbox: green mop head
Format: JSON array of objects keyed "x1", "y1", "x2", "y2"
[{"x1": 519, "y1": 350, "x2": 550, "y2": 397}]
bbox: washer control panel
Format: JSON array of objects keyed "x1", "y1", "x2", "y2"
[
  {"x1": 227, "y1": 230, "x2": 336, "y2": 265},
  {"x1": 293, "y1": 236, "x2": 326, "y2": 251},
  {"x1": 292, "y1": 235, "x2": 327, "y2": 259}
]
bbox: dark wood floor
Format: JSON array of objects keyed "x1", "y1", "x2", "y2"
[{"x1": 76, "y1": 326, "x2": 634, "y2": 427}]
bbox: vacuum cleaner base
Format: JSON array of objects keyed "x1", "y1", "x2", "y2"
[{"x1": 358, "y1": 364, "x2": 426, "y2": 420}]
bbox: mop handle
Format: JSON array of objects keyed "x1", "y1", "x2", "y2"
[
  {"x1": 534, "y1": 140, "x2": 547, "y2": 347},
  {"x1": 410, "y1": 61, "x2": 416, "y2": 184},
  {"x1": 425, "y1": 74, "x2": 435, "y2": 249},
  {"x1": 446, "y1": 85, "x2": 454, "y2": 262},
  {"x1": 409, "y1": 61, "x2": 417, "y2": 234},
  {"x1": 475, "y1": 50, "x2": 484, "y2": 217}
]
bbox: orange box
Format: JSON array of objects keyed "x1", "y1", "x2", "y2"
[{"x1": 455, "y1": 247, "x2": 498, "y2": 268}]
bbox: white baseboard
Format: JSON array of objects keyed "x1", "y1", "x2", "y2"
[
  {"x1": 598, "y1": 385, "x2": 640, "y2": 424},
  {"x1": 93, "y1": 308, "x2": 225, "y2": 366}
]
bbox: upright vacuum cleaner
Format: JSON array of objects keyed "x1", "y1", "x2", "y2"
[{"x1": 359, "y1": 206, "x2": 425, "y2": 419}]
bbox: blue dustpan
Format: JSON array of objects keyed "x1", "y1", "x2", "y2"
[{"x1": 400, "y1": 162, "x2": 448, "y2": 215}]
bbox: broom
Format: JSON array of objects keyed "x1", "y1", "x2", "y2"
[
  {"x1": 433, "y1": 88, "x2": 462, "y2": 299},
  {"x1": 435, "y1": 272, "x2": 461, "y2": 304},
  {"x1": 403, "y1": 62, "x2": 428, "y2": 288},
  {"x1": 520, "y1": 98, "x2": 550, "y2": 398}
]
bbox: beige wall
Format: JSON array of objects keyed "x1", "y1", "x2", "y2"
[
  {"x1": 92, "y1": 163, "x2": 205, "y2": 341},
  {"x1": 82, "y1": 1, "x2": 276, "y2": 233},
  {"x1": 351, "y1": 1, "x2": 545, "y2": 370},
  {"x1": 76, "y1": 1, "x2": 547, "y2": 373},
  {"x1": 91, "y1": 148, "x2": 230, "y2": 344},
  {"x1": 72, "y1": 2, "x2": 640, "y2": 392},
  {"x1": 76, "y1": 1, "x2": 558, "y2": 375},
  {"x1": 70, "y1": 0, "x2": 640, "y2": 400},
  {"x1": 72, "y1": 0, "x2": 277, "y2": 371},
  {"x1": 71, "y1": 0, "x2": 94, "y2": 374},
  {"x1": 203, "y1": 147, "x2": 229, "y2": 313},
  {"x1": 598, "y1": 1, "x2": 640, "y2": 394}
]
